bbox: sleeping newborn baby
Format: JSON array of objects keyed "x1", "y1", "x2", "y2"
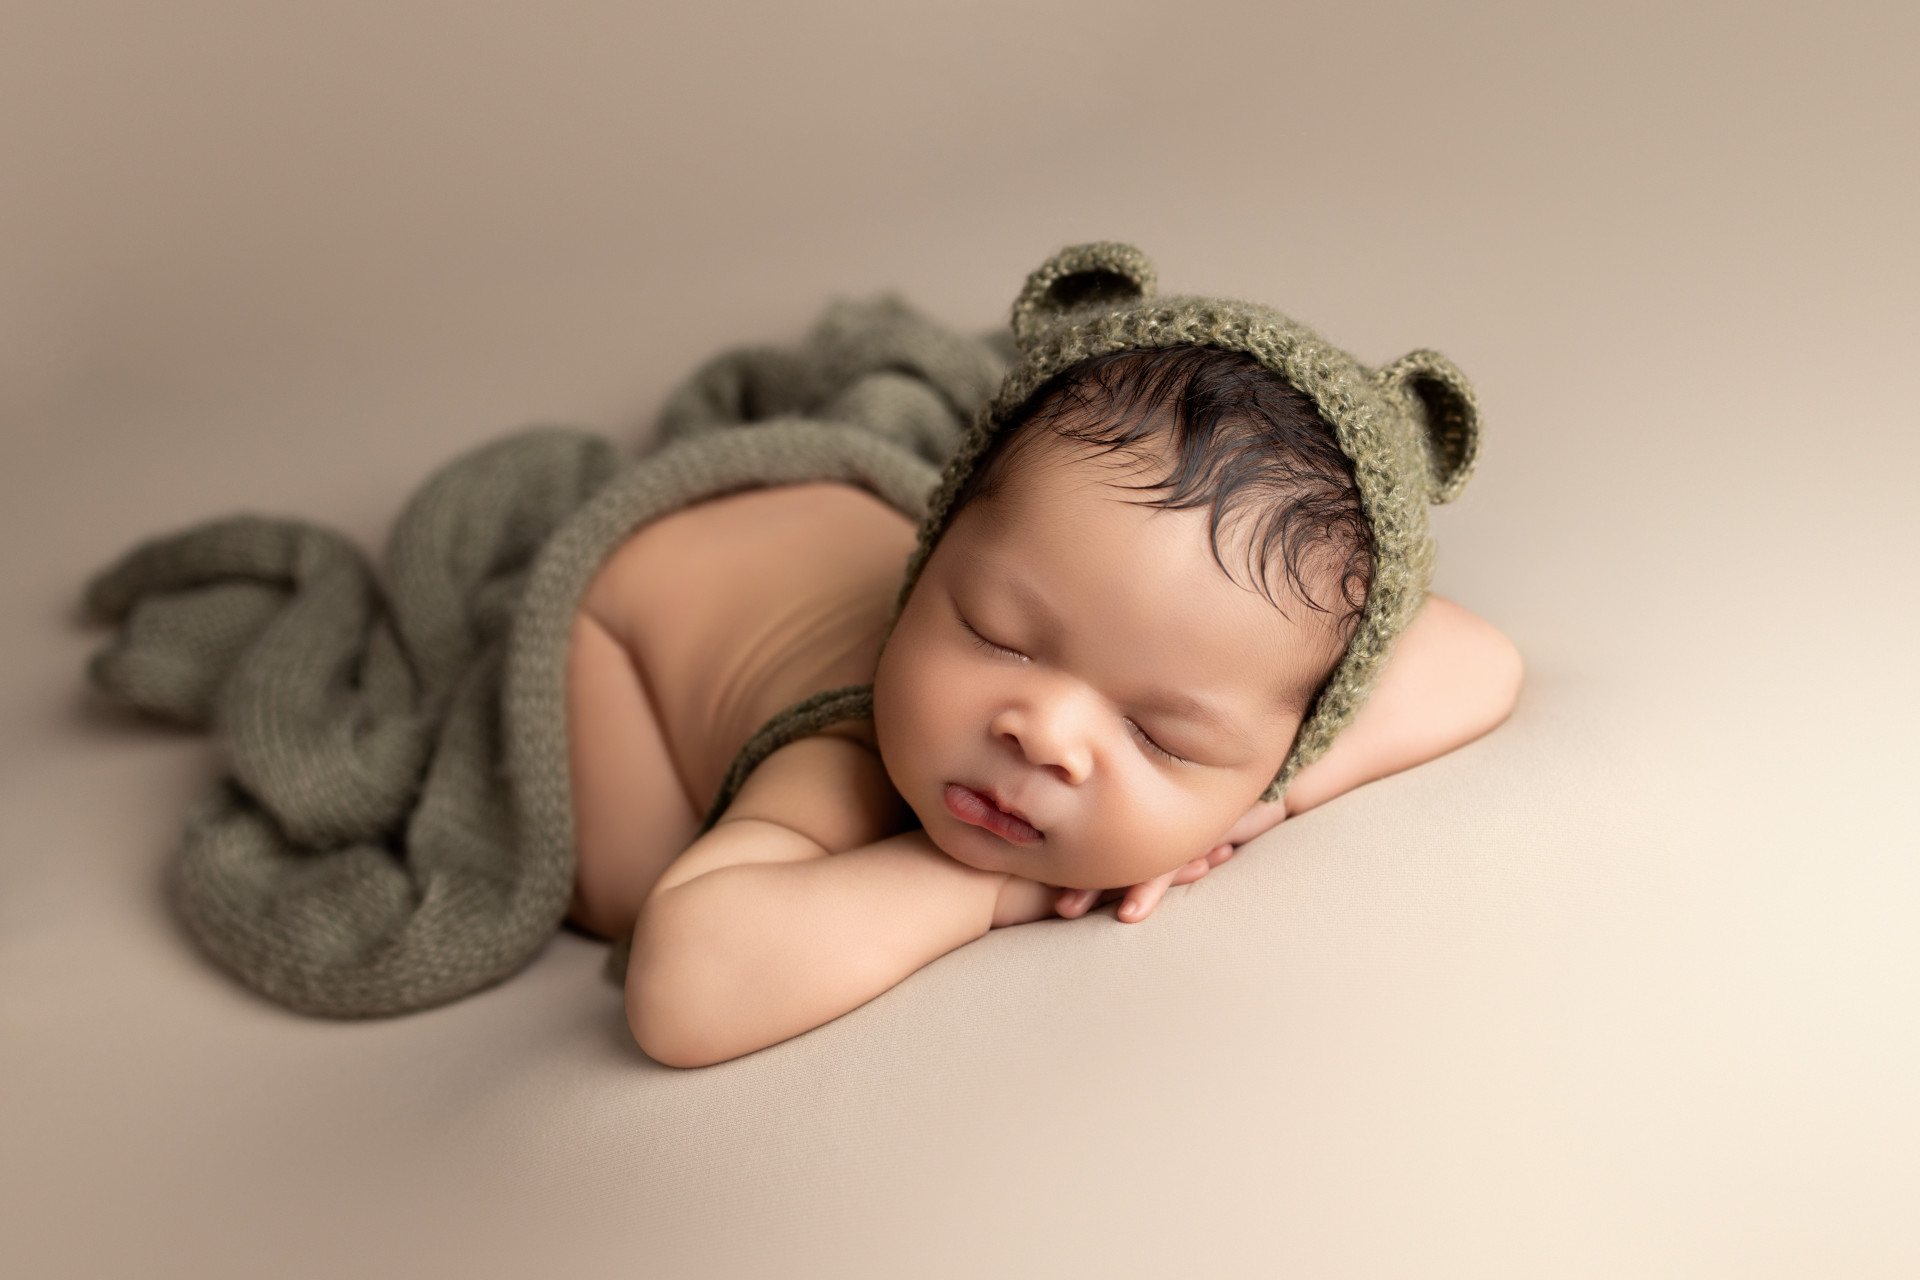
[{"x1": 570, "y1": 268, "x2": 1521, "y2": 1066}]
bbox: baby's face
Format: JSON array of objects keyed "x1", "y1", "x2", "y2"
[{"x1": 874, "y1": 436, "x2": 1346, "y2": 891}]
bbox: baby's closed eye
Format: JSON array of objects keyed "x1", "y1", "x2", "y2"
[
  {"x1": 959, "y1": 614, "x2": 1028, "y2": 662},
  {"x1": 1123, "y1": 717, "x2": 1191, "y2": 765}
]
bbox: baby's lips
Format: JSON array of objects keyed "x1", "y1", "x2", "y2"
[{"x1": 944, "y1": 783, "x2": 1043, "y2": 844}]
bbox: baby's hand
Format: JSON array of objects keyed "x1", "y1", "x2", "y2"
[{"x1": 1053, "y1": 797, "x2": 1288, "y2": 924}]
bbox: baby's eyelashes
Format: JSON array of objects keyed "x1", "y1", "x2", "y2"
[
  {"x1": 960, "y1": 615, "x2": 1028, "y2": 662},
  {"x1": 1124, "y1": 717, "x2": 1190, "y2": 766}
]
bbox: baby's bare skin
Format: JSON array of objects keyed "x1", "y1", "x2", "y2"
[
  {"x1": 567, "y1": 481, "x2": 917, "y2": 937},
  {"x1": 573, "y1": 442, "x2": 1521, "y2": 1065}
]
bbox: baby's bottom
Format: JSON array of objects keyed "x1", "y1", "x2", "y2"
[{"x1": 565, "y1": 611, "x2": 699, "y2": 938}]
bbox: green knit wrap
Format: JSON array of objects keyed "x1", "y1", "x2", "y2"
[{"x1": 896, "y1": 243, "x2": 1482, "y2": 798}]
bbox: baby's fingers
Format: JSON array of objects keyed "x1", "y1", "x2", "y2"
[
  {"x1": 1223, "y1": 799, "x2": 1287, "y2": 847},
  {"x1": 1054, "y1": 887, "x2": 1101, "y2": 919},
  {"x1": 1118, "y1": 868, "x2": 1180, "y2": 923},
  {"x1": 1169, "y1": 858, "x2": 1207, "y2": 887}
]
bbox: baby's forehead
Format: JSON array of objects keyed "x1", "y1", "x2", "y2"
[
  {"x1": 981, "y1": 435, "x2": 1287, "y2": 600},
  {"x1": 1004, "y1": 423, "x2": 1354, "y2": 598}
]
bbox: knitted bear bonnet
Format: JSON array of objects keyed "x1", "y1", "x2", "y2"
[{"x1": 891, "y1": 242, "x2": 1483, "y2": 801}]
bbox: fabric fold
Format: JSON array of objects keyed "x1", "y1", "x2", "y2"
[{"x1": 82, "y1": 297, "x2": 1002, "y2": 1016}]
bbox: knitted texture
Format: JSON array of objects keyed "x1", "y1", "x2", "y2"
[
  {"x1": 84, "y1": 430, "x2": 621, "y2": 1015},
  {"x1": 895, "y1": 243, "x2": 1482, "y2": 798},
  {"x1": 83, "y1": 297, "x2": 993, "y2": 1016}
]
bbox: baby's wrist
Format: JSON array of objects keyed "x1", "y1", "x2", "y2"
[{"x1": 990, "y1": 873, "x2": 1056, "y2": 929}]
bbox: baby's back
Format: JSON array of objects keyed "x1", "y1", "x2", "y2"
[{"x1": 577, "y1": 481, "x2": 917, "y2": 813}]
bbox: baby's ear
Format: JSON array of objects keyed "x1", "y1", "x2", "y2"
[
  {"x1": 1373, "y1": 349, "x2": 1481, "y2": 504},
  {"x1": 1009, "y1": 242, "x2": 1158, "y2": 351}
]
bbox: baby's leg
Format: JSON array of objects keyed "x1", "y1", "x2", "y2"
[{"x1": 566, "y1": 612, "x2": 700, "y2": 938}]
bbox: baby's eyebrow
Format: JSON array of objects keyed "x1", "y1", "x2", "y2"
[
  {"x1": 1000, "y1": 573, "x2": 1058, "y2": 637},
  {"x1": 1132, "y1": 688, "x2": 1245, "y2": 740}
]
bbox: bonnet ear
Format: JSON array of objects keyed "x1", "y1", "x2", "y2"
[
  {"x1": 1373, "y1": 349, "x2": 1482, "y2": 504},
  {"x1": 1009, "y1": 242, "x2": 1158, "y2": 351}
]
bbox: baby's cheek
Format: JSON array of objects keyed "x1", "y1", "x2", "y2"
[
  {"x1": 1065, "y1": 812, "x2": 1189, "y2": 889},
  {"x1": 876, "y1": 649, "x2": 962, "y2": 813},
  {"x1": 1105, "y1": 791, "x2": 1226, "y2": 880}
]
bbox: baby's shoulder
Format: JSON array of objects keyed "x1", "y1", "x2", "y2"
[{"x1": 578, "y1": 480, "x2": 918, "y2": 805}]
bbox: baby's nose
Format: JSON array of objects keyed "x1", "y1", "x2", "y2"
[{"x1": 993, "y1": 695, "x2": 1094, "y2": 784}]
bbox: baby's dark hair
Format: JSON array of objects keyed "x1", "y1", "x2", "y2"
[{"x1": 956, "y1": 345, "x2": 1375, "y2": 630}]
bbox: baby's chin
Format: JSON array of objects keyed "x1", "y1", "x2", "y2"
[
  {"x1": 918, "y1": 813, "x2": 1018, "y2": 876},
  {"x1": 924, "y1": 818, "x2": 1176, "y2": 892},
  {"x1": 920, "y1": 813, "x2": 1054, "y2": 882}
]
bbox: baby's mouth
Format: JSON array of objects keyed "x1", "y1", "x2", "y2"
[{"x1": 943, "y1": 783, "x2": 1043, "y2": 845}]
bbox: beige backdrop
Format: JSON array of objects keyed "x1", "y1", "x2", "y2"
[{"x1": 4, "y1": 2, "x2": 1917, "y2": 1276}]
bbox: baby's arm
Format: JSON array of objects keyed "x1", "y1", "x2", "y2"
[
  {"x1": 626, "y1": 732, "x2": 1049, "y2": 1068},
  {"x1": 1282, "y1": 593, "x2": 1521, "y2": 815}
]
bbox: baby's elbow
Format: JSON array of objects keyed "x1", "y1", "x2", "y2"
[
  {"x1": 1480, "y1": 621, "x2": 1524, "y2": 729},
  {"x1": 1416, "y1": 597, "x2": 1524, "y2": 752},
  {"x1": 626, "y1": 977, "x2": 697, "y2": 1069},
  {"x1": 624, "y1": 899, "x2": 731, "y2": 1069},
  {"x1": 627, "y1": 992, "x2": 721, "y2": 1070},
  {"x1": 1455, "y1": 612, "x2": 1523, "y2": 744}
]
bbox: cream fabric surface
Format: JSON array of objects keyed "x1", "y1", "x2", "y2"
[{"x1": 4, "y1": 2, "x2": 1916, "y2": 1277}]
